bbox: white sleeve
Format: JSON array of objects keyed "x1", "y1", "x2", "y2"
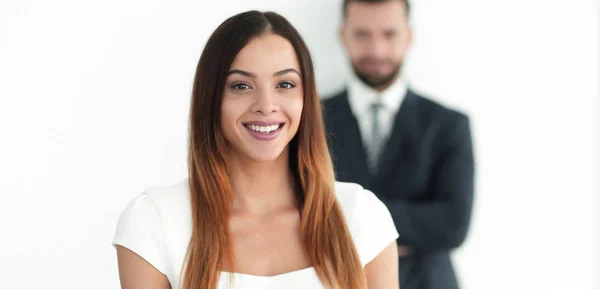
[
  {"x1": 357, "y1": 189, "x2": 399, "y2": 265},
  {"x1": 112, "y1": 193, "x2": 168, "y2": 274}
]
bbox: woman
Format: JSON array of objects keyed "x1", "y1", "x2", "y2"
[{"x1": 113, "y1": 10, "x2": 399, "y2": 289}]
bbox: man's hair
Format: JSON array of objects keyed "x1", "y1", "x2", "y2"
[{"x1": 343, "y1": 0, "x2": 410, "y2": 17}]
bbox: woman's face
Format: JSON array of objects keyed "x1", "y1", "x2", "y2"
[{"x1": 221, "y1": 34, "x2": 304, "y2": 163}]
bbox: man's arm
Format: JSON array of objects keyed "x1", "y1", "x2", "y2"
[{"x1": 383, "y1": 115, "x2": 474, "y2": 254}]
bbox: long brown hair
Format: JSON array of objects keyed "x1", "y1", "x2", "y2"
[{"x1": 185, "y1": 10, "x2": 366, "y2": 289}]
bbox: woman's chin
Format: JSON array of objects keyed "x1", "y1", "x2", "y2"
[
  {"x1": 247, "y1": 152, "x2": 285, "y2": 163},
  {"x1": 238, "y1": 146, "x2": 287, "y2": 163},
  {"x1": 227, "y1": 142, "x2": 290, "y2": 165}
]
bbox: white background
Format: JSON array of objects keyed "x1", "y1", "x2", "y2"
[{"x1": 0, "y1": 0, "x2": 598, "y2": 288}]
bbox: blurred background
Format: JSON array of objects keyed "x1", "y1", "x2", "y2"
[{"x1": 0, "y1": 0, "x2": 598, "y2": 288}]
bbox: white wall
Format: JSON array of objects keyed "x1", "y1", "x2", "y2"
[{"x1": 0, "y1": 0, "x2": 597, "y2": 288}]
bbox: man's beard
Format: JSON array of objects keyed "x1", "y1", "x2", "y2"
[{"x1": 352, "y1": 59, "x2": 402, "y2": 89}]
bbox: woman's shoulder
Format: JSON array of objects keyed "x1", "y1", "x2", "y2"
[
  {"x1": 115, "y1": 178, "x2": 189, "y2": 220},
  {"x1": 118, "y1": 179, "x2": 192, "y2": 232},
  {"x1": 112, "y1": 179, "x2": 192, "y2": 276},
  {"x1": 142, "y1": 178, "x2": 190, "y2": 204},
  {"x1": 333, "y1": 181, "x2": 381, "y2": 214},
  {"x1": 333, "y1": 181, "x2": 399, "y2": 266}
]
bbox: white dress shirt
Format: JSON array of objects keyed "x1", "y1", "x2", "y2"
[{"x1": 347, "y1": 74, "x2": 408, "y2": 149}]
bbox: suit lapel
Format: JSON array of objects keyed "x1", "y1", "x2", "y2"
[
  {"x1": 372, "y1": 90, "x2": 419, "y2": 183},
  {"x1": 327, "y1": 92, "x2": 371, "y2": 185}
]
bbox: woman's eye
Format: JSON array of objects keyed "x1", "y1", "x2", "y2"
[
  {"x1": 231, "y1": 83, "x2": 251, "y2": 90},
  {"x1": 278, "y1": 81, "x2": 296, "y2": 89}
]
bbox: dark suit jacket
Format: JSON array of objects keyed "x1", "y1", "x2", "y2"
[{"x1": 322, "y1": 89, "x2": 474, "y2": 289}]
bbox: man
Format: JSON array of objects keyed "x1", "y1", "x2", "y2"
[{"x1": 322, "y1": 1, "x2": 475, "y2": 288}]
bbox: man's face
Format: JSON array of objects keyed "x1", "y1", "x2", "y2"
[{"x1": 341, "y1": 1, "x2": 412, "y2": 89}]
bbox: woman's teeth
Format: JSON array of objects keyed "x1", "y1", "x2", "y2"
[{"x1": 247, "y1": 124, "x2": 280, "y2": 133}]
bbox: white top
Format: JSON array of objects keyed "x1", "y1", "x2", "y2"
[
  {"x1": 112, "y1": 180, "x2": 398, "y2": 289},
  {"x1": 347, "y1": 74, "x2": 408, "y2": 147}
]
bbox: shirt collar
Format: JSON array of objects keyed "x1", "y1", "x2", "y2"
[{"x1": 347, "y1": 73, "x2": 407, "y2": 117}]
